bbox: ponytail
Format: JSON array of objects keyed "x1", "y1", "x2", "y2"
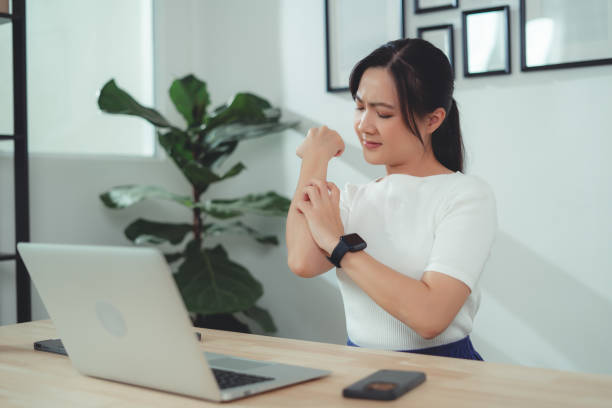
[{"x1": 431, "y1": 98, "x2": 464, "y2": 173}]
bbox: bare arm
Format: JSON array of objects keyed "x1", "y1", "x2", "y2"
[
  {"x1": 297, "y1": 180, "x2": 471, "y2": 339},
  {"x1": 340, "y1": 251, "x2": 470, "y2": 339},
  {"x1": 286, "y1": 156, "x2": 334, "y2": 277},
  {"x1": 286, "y1": 126, "x2": 345, "y2": 278}
]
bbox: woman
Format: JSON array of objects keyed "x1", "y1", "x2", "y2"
[{"x1": 286, "y1": 38, "x2": 497, "y2": 360}]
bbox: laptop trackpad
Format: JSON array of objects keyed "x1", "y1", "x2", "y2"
[{"x1": 207, "y1": 356, "x2": 271, "y2": 372}]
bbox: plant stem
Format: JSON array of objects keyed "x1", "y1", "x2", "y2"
[
  {"x1": 193, "y1": 187, "x2": 203, "y2": 244},
  {"x1": 194, "y1": 128, "x2": 206, "y2": 162}
]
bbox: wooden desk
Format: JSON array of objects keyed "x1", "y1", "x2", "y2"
[{"x1": 1, "y1": 320, "x2": 611, "y2": 407}]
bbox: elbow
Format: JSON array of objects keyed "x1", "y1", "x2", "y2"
[
  {"x1": 287, "y1": 255, "x2": 313, "y2": 278},
  {"x1": 418, "y1": 326, "x2": 444, "y2": 340},
  {"x1": 410, "y1": 316, "x2": 448, "y2": 340}
]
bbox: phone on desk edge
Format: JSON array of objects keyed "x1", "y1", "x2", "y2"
[
  {"x1": 33, "y1": 332, "x2": 203, "y2": 356},
  {"x1": 343, "y1": 369, "x2": 426, "y2": 401}
]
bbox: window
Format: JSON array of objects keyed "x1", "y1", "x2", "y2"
[{"x1": 0, "y1": 0, "x2": 154, "y2": 156}]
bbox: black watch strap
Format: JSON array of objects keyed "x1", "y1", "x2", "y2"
[
  {"x1": 327, "y1": 233, "x2": 367, "y2": 268},
  {"x1": 327, "y1": 239, "x2": 350, "y2": 268}
]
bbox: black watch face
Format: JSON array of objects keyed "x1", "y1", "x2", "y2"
[{"x1": 342, "y1": 233, "x2": 366, "y2": 249}]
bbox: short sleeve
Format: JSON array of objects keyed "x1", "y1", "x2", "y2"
[
  {"x1": 339, "y1": 183, "x2": 360, "y2": 228},
  {"x1": 425, "y1": 177, "x2": 498, "y2": 290}
]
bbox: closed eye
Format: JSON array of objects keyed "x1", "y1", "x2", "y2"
[{"x1": 355, "y1": 106, "x2": 391, "y2": 119}]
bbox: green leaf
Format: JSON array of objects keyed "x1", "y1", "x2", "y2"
[
  {"x1": 174, "y1": 244, "x2": 263, "y2": 315},
  {"x1": 182, "y1": 161, "x2": 246, "y2": 192},
  {"x1": 169, "y1": 75, "x2": 210, "y2": 127},
  {"x1": 242, "y1": 305, "x2": 277, "y2": 333},
  {"x1": 182, "y1": 162, "x2": 222, "y2": 190},
  {"x1": 220, "y1": 162, "x2": 247, "y2": 180},
  {"x1": 203, "y1": 221, "x2": 278, "y2": 245},
  {"x1": 205, "y1": 121, "x2": 297, "y2": 150},
  {"x1": 158, "y1": 129, "x2": 195, "y2": 169},
  {"x1": 98, "y1": 79, "x2": 173, "y2": 128},
  {"x1": 197, "y1": 95, "x2": 297, "y2": 167},
  {"x1": 204, "y1": 93, "x2": 272, "y2": 131},
  {"x1": 200, "y1": 141, "x2": 239, "y2": 170},
  {"x1": 124, "y1": 218, "x2": 192, "y2": 245},
  {"x1": 100, "y1": 185, "x2": 193, "y2": 209},
  {"x1": 165, "y1": 252, "x2": 184, "y2": 264},
  {"x1": 196, "y1": 191, "x2": 291, "y2": 219}
]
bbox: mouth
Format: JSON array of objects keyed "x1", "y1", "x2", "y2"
[{"x1": 362, "y1": 139, "x2": 382, "y2": 150}]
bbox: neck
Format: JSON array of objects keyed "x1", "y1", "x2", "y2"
[{"x1": 385, "y1": 151, "x2": 451, "y2": 177}]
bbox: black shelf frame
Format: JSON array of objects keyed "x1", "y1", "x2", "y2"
[
  {"x1": 0, "y1": 0, "x2": 31, "y2": 323},
  {"x1": 0, "y1": 12, "x2": 16, "y2": 24},
  {"x1": 0, "y1": 253, "x2": 17, "y2": 261}
]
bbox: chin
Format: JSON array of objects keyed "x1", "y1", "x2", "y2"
[{"x1": 361, "y1": 149, "x2": 385, "y2": 165}]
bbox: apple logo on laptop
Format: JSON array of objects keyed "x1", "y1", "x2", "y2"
[{"x1": 95, "y1": 301, "x2": 127, "y2": 337}]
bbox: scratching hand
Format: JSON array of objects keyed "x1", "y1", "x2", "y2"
[{"x1": 295, "y1": 179, "x2": 344, "y2": 255}]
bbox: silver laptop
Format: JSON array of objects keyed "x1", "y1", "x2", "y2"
[{"x1": 17, "y1": 242, "x2": 330, "y2": 402}]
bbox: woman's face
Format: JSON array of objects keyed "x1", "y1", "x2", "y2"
[{"x1": 353, "y1": 67, "x2": 430, "y2": 173}]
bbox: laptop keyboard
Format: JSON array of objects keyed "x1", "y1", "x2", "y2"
[{"x1": 211, "y1": 368, "x2": 274, "y2": 390}]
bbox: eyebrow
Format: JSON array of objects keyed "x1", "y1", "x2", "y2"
[{"x1": 355, "y1": 95, "x2": 395, "y2": 110}]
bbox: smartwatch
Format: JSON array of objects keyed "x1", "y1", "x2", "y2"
[{"x1": 327, "y1": 233, "x2": 367, "y2": 268}]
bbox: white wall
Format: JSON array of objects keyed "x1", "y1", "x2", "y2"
[
  {"x1": 277, "y1": 0, "x2": 612, "y2": 376},
  {"x1": 1, "y1": 0, "x2": 611, "y2": 376}
]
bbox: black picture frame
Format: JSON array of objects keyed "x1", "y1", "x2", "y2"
[
  {"x1": 417, "y1": 24, "x2": 455, "y2": 78},
  {"x1": 519, "y1": 0, "x2": 612, "y2": 72},
  {"x1": 325, "y1": 0, "x2": 406, "y2": 92},
  {"x1": 462, "y1": 5, "x2": 511, "y2": 78},
  {"x1": 414, "y1": 0, "x2": 458, "y2": 14}
]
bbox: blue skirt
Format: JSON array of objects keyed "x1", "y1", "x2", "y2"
[{"x1": 347, "y1": 336, "x2": 484, "y2": 361}]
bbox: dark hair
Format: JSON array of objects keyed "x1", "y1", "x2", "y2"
[{"x1": 349, "y1": 38, "x2": 464, "y2": 172}]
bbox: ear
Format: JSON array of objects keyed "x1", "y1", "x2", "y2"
[{"x1": 426, "y1": 107, "x2": 446, "y2": 134}]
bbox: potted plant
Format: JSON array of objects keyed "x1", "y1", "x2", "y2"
[{"x1": 97, "y1": 74, "x2": 296, "y2": 333}]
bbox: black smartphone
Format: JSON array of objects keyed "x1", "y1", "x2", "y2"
[
  {"x1": 342, "y1": 369, "x2": 426, "y2": 401},
  {"x1": 33, "y1": 338, "x2": 67, "y2": 356}
]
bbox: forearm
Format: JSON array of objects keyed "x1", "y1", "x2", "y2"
[
  {"x1": 340, "y1": 251, "x2": 454, "y2": 339},
  {"x1": 286, "y1": 155, "x2": 334, "y2": 277}
]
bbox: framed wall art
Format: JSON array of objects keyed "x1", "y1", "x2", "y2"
[
  {"x1": 520, "y1": 0, "x2": 612, "y2": 71},
  {"x1": 414, "y1": 0, "x2": 458, "y2": 15},
  {"x1": 417, "y1": 24, "x2": 455, "y2": 77},
  {"x1": 462, "y1": 6, "x2": 511, "y2": 77},
  {"x1": 325, "y1": 0, "x2": 405, "y2": 92}
]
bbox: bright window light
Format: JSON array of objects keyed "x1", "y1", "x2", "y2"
[{"x1": 0, "y1": 0, "x2": 154, "y2": 156}]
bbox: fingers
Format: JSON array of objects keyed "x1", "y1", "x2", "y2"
[
  {"x1": 295, "y1": 199, "x2": 307, "y2": 215},
  {"x1": 301, "y1": 179, "x2": 342, "y2": 209},
  {"x1": 309, "y1": 179, "x2": 327, "y2": 193},
  {"x1": 334, "y1": 138, "x2": 346, "y2": 157},
  {"x1": 307, "y1": 125, "x2": 343, "y2": 142},
  {"x1": 306, "y1": 179, "x2": 339, "y2": 196},
  {"x1": 309, "y1": 179, "x2": 330, "y2": 206},
  {"x1": 301, "y1": 126, "x2": 345, "y2": 160},
  {"x1": 302, "y1": 184, "x2": 321, "y2": 205},
  {"x1": 327, "y1": 181, "x2": 340, "y2": 204},
  {"x1": 300, "y1": 179, "x2": 327, "y2": 206},
  {"x1": 307, "y1": 125, "x2": 329, "y2": 135}
]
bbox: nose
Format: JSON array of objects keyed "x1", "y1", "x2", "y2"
[{"x1": 357, "y1": 109, "x2": 376, "y2": 135}]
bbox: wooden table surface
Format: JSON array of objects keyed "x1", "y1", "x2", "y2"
[{"x1": 1, "y1": 320, "x2": 611, "y2": 407}]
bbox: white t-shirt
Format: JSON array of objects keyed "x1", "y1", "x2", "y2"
[{"x1": 338, "y1": 171, "x2": 498, "y2": 350}]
